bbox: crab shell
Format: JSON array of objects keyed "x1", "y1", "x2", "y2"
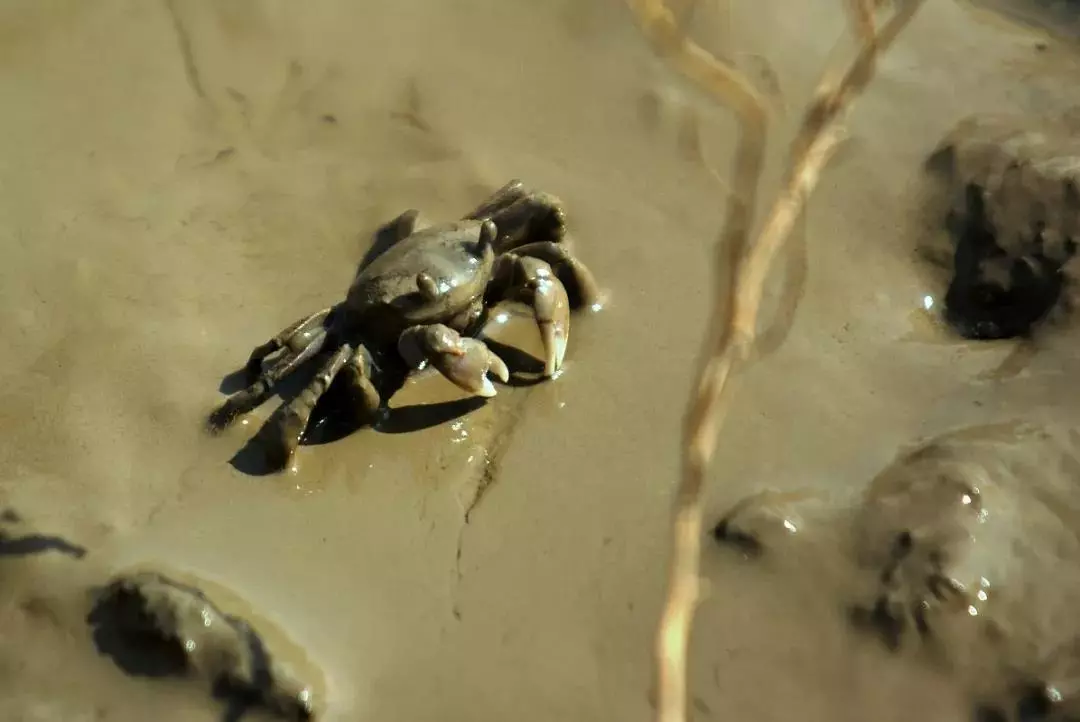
[{"x1": 343, "y1": 219, "x2": 495, "y2": 340}]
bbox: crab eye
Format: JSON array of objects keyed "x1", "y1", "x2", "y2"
[{"x1": 416, "y1": 272, "x2": 441, "y2": 301}]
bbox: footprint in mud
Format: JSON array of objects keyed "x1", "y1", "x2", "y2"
[
  {"x1": 0, "y1": 508, "x2": 87, "y2": 560},
  {"x1": 162, "y1": 0, "x2": 353, "y2": 160},
  {"x1": 87, "y1": 571, "x2": 319, "y2": 722},
  {"x1": 712, "y1": 422, "x2": 1080, "y2": 721}
]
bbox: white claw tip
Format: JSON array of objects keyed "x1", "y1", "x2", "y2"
[
  {"x1": 544, "y1": 336, "x2": 567, "y2": 377},
  {"x1": 540, "y1": 327, "x2": 568, "y2": 378},
  {"x1": 478, "y1": 377, "x2": 498, "y2": 398},
  {"x1": 544, "y1": 356, "x2": 560, "y2": 377},
  {"x1": 490, "y1": 357, "x2": 511, "y2": 383}
]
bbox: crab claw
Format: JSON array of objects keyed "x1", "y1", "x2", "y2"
[
  {"x1": 500, "y1": 256, "x2": 571, "y2": 376},
  {"x1": 532, "y1": 272, "x2": 570, "y2": 376},
  {"x1": 398, "y1": 324, "x2": 510, "y2": 398},
  {"x1": 489, "y1": 254, "x2": 573, "y2": 376},
  {"x1": 441, "y1": 337, "x2": 511, "y2": 397}
]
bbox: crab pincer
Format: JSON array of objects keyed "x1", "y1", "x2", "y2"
[
  {"x1": 398, "y1": 324, "x2": 510, "y2": 397},
  {"x1": 490, "y1": 254, "x2": 572, "y2": 376},
  {"x1": 525, "y1": 264, "x2": 570, "y2": 376}
]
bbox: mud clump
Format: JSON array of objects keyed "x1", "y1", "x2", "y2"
[
  {"x1": 87, "y1": 571, "x2": 316, "y2": 721},
  {"x1": 920, "y1": 113, "x2": 1080, "y2": 341},
  {"x1": 711, "y1": 422, "x2": 1080, "y2": 722}
]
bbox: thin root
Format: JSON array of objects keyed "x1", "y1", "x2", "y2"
[{"x1": 623, "y1": 2, "x2": 928, "y2": 722}]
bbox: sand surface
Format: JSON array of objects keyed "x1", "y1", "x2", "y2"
[{"x1": 2, "y1": 0, "x2": 1080, "y2": 720}]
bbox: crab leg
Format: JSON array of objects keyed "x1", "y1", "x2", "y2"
[
  {"x1": 243, "y1": 306, "x2": 334, "y2": 382},
  {"x1": 208, "y1": 328, "x2": 328, "y2": 433},
  {"x1": 385, "y1": 208, "x2": 424, "y2": 240},
  {"x1": 267, "y1": 343, "x2": 354, "y2": 469},
  {"x1": 488, "y1": 254, "x2": 572, "y2": 376},
  {"x1": 464, "y1": 180, "x2": 568, "y2": 249},
  {"x1": 464, "y1": 179, "x2": 528, "y2": 220},
  {"x1": 339, "y1": 343, "x2": 383, "y2": 423},
  {"x1": 397, "y1": 324, "x2": 510, "y2": 398}
]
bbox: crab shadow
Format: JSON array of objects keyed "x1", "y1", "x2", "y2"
[{"x1": 224, "y1": 338, "x2": 547, "y2": 477}]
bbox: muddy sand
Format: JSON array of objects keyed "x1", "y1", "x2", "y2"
[{"x1": 3, "y1": 0, "x2": 1080, "y2": 720}]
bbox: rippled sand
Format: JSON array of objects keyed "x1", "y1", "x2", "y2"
[{"x1": 2, "y1": 0, "x2": 1080, "y2": 720}]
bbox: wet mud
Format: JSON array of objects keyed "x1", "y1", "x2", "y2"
[{"x1": 4, "y1": 0, "x2": 1080, "y2": 721}]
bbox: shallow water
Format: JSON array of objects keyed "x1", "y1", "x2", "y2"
[{"x1": 3, "y1": 0, "x2": 1080, "y2": 720}]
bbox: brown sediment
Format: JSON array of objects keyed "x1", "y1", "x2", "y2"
[{"x1": 4, "y1": 0, "x2": 1080, "y2": 720}]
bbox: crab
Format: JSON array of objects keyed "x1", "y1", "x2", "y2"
[{"x1": 207, "y1": 179, "x2": 602, "y2": 469}]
